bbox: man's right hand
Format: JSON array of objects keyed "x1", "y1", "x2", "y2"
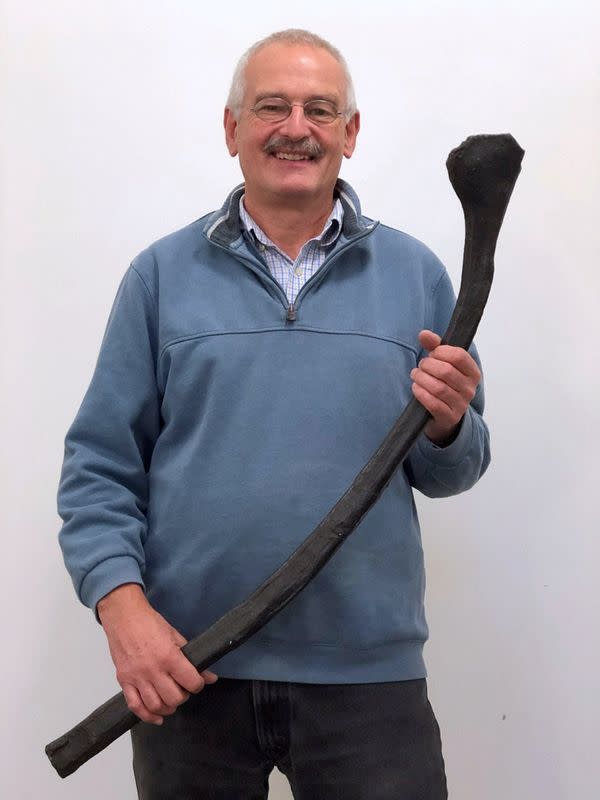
[{"x1": 97, "y1": 583, "x2": 218, "y2": 725}]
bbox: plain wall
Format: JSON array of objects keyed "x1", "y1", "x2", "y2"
[{"x1": 2, "y1": 1, "x2": 598, "y2": 797}]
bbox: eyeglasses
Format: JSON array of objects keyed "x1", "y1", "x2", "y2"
[{"x1": 250, "y1": 97, "x2": 345, "y2": 126}]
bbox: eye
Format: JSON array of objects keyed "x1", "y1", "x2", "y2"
[
  {"x1": 262, "y1": 102, "x2": 286, "y2": 113},
  {"x1": 304, "y1": 101, "x2": 338, "y2": 123},
  {"x1": 254, "y1": 98, "x2": 289, "y2": 119}
]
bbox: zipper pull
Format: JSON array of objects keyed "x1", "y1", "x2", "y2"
[{"x1": 286, "y1": 304, "x2": 296, "y2": 322}]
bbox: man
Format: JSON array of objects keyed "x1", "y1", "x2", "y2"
[{"x1": 58, "y1": 29, "x2": 488, "y2": 799}]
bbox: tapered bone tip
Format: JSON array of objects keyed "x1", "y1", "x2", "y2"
[{"x1": 46, "y1": 735, "x2": 77, "y2": 778}]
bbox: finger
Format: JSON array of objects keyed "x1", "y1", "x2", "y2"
[
  {"x1": 411, "y1": 368, "x2": 465, "y2": 413},
  {"x1": 122, "y1": 683, "x2": 164, "y2": 726},
  {"x1": 411, "y1": 382, "x2": 463, "y2": 428},
  {"x1": 421, "y1": 345, "x2": 481, "y2": 380},
  {"x1": 171, "y1": 630, "x2": 188, "y2": 648},
  {"x1": 170, "y1": 655, "x2": 208, "y2": 694},
  {"x1": 413, "y1": 358, "x2": 476, "y2": 398},
  {"x1": 154, "y1": 674, "x2": 191, "y2": 709},
  {"x1": 138, "y1": 681, "x2": 177, "y2": 718},
  {"x1": 418, "y1": 329, "x2": 442, "y2": 352},
  {"x1": 170, "y1": 635, "x2": 219, "y2": 688}
]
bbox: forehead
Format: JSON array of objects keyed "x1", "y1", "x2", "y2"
[{"x1": 244, "y1": 43, "x2": 346, "y2": 102}]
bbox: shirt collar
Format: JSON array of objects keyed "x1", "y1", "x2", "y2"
[
  {"x1": 238, "y1": 195, "x2": 344, "y2": 251},
  {"x1": 204, "y1": 179, "x2": 376, "y2": 248}
]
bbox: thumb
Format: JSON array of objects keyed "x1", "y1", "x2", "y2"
[{"x1": 418, "y1": 329, "x2": 442, "y2": 353}]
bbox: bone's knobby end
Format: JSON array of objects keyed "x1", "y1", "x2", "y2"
[
  {"x1": 446, "y1": 133, "x2": 525, "y2": 213},
  {"x1": 447, "y1": 133, "x2": 524, "y2": 166}
]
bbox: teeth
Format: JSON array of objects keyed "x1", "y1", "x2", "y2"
[{"x1": 274, "y1": 153, "x2": 310, "y2": 161}]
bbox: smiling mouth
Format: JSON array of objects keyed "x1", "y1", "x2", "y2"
[
  {"x1": 264, "y1": 136, "x2": 322, "y2": 161},
  {"x1": 272, "y1": 152, "x2": 314, "y2": 161}
]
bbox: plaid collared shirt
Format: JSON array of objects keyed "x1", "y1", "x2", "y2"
[{"x1": 239, "y1": 196, "x2": 344, "y2": 305}]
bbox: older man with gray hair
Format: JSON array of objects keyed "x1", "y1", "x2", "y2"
[{"x1": 58, "y1": 28, "x2": 488, "y2": 799}]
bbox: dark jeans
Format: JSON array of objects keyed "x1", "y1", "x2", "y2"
[{"x1": 131, "y1": 677, "x2": 447, "y2": 799}]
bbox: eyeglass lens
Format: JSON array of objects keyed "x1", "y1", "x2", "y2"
[{"x1": 253, "y1": 98, "x2": 340, "y2": 124}]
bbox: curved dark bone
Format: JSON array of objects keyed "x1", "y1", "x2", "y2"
[{"x1": 46, "y1": 133, "x2": 524, "y2": 778}]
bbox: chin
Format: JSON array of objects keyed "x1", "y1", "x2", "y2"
[
  {"x1": 271, "y1": 175, "x2": 322, "y2": 195},
  {"x1": 276, "y1": 187, "x2": 323, "y2": 205}
]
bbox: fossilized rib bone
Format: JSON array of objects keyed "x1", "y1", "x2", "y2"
[{"x1": 46, "y1": 133, "x2": 524, "y2": 778}]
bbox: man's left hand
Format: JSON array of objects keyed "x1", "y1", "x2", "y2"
[{"x1": 410, "y1": 329, "x2": 481, "y2": 447}]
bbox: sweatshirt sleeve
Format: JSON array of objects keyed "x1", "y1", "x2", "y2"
[
  {"x1": 403, "y1": 267, "x2": 491, "y2": 498},
  {"x1": 57, "y1": 264, "x2": 161, "y2": 613}
]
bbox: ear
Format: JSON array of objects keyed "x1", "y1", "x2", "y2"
[
  {"x1": 343, "y1": 111, "x2": 360, "y2": 159},
  {"x1": 224, "y1": 107, "x2": 238, "y2": 156}
]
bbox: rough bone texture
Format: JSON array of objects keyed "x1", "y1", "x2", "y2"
[
  {"x1": 46, "y1": 133, "x2": 524, "y2": 779},
  {"x1": 442, "y1": 134, "x2": 524, "y2": 348},
  {"x1": 447, "y1": 134, "x2": 525, "y2": 214}
]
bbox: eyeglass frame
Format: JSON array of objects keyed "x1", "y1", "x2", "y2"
[{"x1": 249, "y1": 97, "x2": 347, "y2": 126}]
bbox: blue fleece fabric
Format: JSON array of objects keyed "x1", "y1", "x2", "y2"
[{"x1": 57, "y1": 180, "x2": 490, "y2": 683}]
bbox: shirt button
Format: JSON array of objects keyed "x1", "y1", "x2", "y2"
[{"x1": 294, "y1": 266, "x2": 302, "y2": 277}]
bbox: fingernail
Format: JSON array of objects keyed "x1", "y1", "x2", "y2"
[{"x1": 154, "y1": 719, "x2": 163, "y2": 726}]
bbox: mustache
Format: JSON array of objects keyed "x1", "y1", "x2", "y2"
[{"x1": 263, "y1": 136, "x2": 323, "y2": 158}]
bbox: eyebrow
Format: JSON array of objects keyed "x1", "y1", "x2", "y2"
[{"x1": 253, "y1": 92, "x2": 340, "y2": 105}]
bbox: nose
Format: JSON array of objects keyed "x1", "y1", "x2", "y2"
[{"x1": 277, "y1": 104, "x2": 312, "y2": 140}]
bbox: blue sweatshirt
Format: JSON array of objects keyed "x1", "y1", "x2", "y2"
[{"x1": 57, "y1": 180, "x2": 490, "y2": 683}]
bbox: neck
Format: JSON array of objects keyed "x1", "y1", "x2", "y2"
[{"x1": 243, "y1": 192, "x2": 335, "y2": 261}]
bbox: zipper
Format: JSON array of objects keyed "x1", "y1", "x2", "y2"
[
  {"x1": 287, "y1": 225, "x2": 377, "y2": 319},
  {"x1": 208, "y1": 237, "x2": 290, "y2": 310},
  {"x1": 205, "y1": 223, "x2": 378, "y2": 322}
]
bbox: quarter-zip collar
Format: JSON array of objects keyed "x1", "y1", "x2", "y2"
[{"x1": 203, "y1": 179, "x2": 377, "y2": 248}]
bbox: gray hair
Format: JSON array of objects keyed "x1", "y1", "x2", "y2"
[{"x1": 226, "y1": 29, "x2": 357, "y2": 121}]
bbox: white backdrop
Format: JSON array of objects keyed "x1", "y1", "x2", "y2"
[{"x1": 2, "y1": 1, "x2": 599, "y2": 798}]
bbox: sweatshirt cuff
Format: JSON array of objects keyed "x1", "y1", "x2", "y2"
[
  {"x1": 79, "y1": 555, "x2": 145, "y2": 619},
  {"x1": 414, "y1": 406, "x2": 475, "y2": 467}
]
